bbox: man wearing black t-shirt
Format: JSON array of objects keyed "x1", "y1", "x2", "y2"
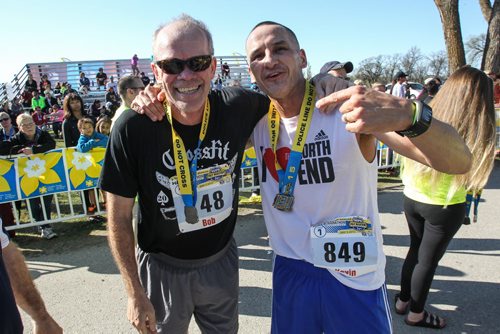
[
  {"x1": 100, "y1": 15, "x2": 270, "y2": 334},
  {"x1": 96, "y1": 68, "x2": 108, "y2": 90}
]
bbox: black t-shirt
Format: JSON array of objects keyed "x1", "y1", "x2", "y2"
[
  {"x1": 96, "y1": 72, "x2": 107, "y2": 85},
  {"x1": 100, "y1": 87, "x2": 269, "y2": 259}
]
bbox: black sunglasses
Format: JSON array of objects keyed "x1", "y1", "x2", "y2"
[
  {"x1": 0, "y1": 118, "x2": 10, "y2": 121},
  {"x1": 156, "y1": 55, "x2": 212, "y2": 75}
]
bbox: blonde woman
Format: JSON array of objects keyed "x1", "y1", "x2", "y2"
[{"x1": 394, "y1": 67, "x2": 496, "y2": 329}]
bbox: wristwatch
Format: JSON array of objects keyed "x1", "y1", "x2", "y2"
[{"x1": 396, "y1": 100, "x2": 432, "y2": 138}]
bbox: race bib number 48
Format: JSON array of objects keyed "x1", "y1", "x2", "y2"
[
  {"x1": 310, "y1": 216, "x2": 378, "y2": 277},
  {"x1": 171, "y1": 174, "x2": 233, "y2": 233}
]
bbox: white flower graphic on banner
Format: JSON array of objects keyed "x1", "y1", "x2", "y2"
[{"x1": 24, "y1": 157, "x2": 46, "y2": 178}]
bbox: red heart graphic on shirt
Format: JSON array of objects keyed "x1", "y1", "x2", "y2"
[{"x1": 263, "y1": 147, "x2": 291, "y2": 182}]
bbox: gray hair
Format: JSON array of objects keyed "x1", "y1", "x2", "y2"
[
  {"x1": 152, "y1": 14, "x2": 214, "y2": 61},
  {"x1": 16, "y1": 113, "x2": 33, "y2": 126}
]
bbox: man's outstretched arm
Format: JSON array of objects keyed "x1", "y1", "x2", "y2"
[
  {"x1": 3, "y1": 242, "x2": 63, "y2": 334},
  {"x1": 316, "y1": 87, "x2": 472, "y2": 174}
]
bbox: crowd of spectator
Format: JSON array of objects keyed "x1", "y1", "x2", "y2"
[{"x1": 0, "y1": 69, "x2": 150, "y2": 238}]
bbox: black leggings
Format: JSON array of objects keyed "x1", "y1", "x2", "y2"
[{"x1": 399, "y1": 195, "x2": 465, "y2": 313}]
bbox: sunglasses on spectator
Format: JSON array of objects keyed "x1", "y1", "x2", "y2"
[
  {"x1": 0, "y1": 118, "x2": 10, "y2": 121},
  {"x1": 156, "y1": 55, "x2": 212, "y2": 75}
]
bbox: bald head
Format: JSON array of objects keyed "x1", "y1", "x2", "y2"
[{"x1": 247, "y1": 21, "x2": 300, "y2": 50}]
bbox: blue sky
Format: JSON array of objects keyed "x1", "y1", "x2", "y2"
[{"x1": 0, "y1": 0, "x2": 488, "y2": 83}]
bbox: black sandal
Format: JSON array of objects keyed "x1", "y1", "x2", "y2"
[
  {"x1": 405, "y1": 310, "x2": 446, "y2": 329},
  {"x1": 394, "y1": 293, "x2": 408, "y2": 315}
]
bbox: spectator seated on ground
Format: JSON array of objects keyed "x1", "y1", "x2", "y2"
[
  {"x1": 39, "y1": 74, "x2": 51, "y2": 93},
  {"x1": 96, "y1": 68, "x2": 108, "y2": 90},
  {"x1": 79, "y1": 72, "x2": 91, "y2": 95},
  {"x1": 31, "y1": 91, "x2": 47, "y2": 113},
  {"x1": 106, "y1": 76, "x2": 118, "y2": 93},
  {"x1": 221, "y1": 61, "x2": 230, "y2": 79},
  {"x1": 105, "y1": 87, "x2": 120, "y2": 110},
  {"x1": 32, "y1": 107, "x2": 47, "y2": 130},
  {"x1": 24, "y1": 73, "x2": 38, "y2": 93},
  {"x1": 10, "y1": 98, "x2": 23, "y2": 116},
  {"x1": 53, "y1": 82, "x2": 62, "y2": 95},
  {"x1": 20, "y1": 88, "x2": 33, "y2": 108},
  {"x1": 44, "y1": 92, "x2": 58, "y2": 109},
  {"x1": 104, "y1": 102, "x2": 118, "y2": 119},
  {"x1": 46, "y1": 104, "x2": 64, "y2": 139}
]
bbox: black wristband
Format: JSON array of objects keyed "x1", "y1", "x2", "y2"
[{"x1": 396, "y1": 100, "x2": 432, "y2": 138}]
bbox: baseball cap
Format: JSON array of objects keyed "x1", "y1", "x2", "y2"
[
  {"x1": 424, "y1": 77, "x2": 434, "y2": 85},
  {"x1": 320, "y1": 61, "x2": 354, "y2": 74},
  {"x1": 394, "y1": 71, "x2": 407, "y2": 79}
]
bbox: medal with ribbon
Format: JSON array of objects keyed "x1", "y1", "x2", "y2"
[
  {"x1": 164, "y1": 100, "x2": 210, "y2": 224},
  {"x1": 269, "y1": 81, "x2": 316, "y2": 211}
]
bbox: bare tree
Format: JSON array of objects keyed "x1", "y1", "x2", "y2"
[
  {"x1": 401, "y1": 46, "x2": 424, "y2": 77},
  {"x1": 427, "y1": 50, "x2": 449, "y2": 78},
  {"x1": 465, "y1": 34, "x2": 486, "y2": 67},
  {"x1": 479, "y1": 0, "x2": 499, "y2": 72},
  {"x1": 412, "y1": 63, "x2": 430, "y2": 84},
  {"x1": 434, "y1": 0, "x2": 466, "y2": 73},
  {"x1": 382, "y1": 54, "x2": 402, "y2": 83},
  {"x1": 354, "y1": 56, "x2": 385, "y2": 84}
]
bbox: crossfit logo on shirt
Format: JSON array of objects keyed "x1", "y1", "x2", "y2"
[{"x1": 162, "y1": 140, "x2": 231, "y2": 170}]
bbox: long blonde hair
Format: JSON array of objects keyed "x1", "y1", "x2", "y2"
[{"x1": 405, "y1": 66, "x2": 496, "y2": 199}]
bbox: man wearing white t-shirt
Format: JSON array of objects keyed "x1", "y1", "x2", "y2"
[
  {"x1": 391, "y1": 71, "x2": 408, "y2": 98},
  {"x1": 246, "y1": 21, "x2": 470, "y2": 333}
]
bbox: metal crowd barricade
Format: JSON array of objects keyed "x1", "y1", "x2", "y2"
[
  {"x1": 4, "y1": 145, "x2": 401, "y2": 231},
  {"x1": 4, "y1": 189, "x2": 105, "y2": 231}
]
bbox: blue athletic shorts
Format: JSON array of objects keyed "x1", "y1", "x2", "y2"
[{"x1": 271, "y1": 255, "x2": 392, "y2": 334}]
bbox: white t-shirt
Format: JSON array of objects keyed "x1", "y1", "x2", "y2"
[
  {"x1": 391, "y1": 82, "x2": 406, "y2": 98},
  {"x1": 251, "y1": 109, "x2": 385, "y2": 291}
]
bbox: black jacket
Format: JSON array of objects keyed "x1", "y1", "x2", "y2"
[{"x1": 0, "y1": 129, "x2": 55, "y2": 156}]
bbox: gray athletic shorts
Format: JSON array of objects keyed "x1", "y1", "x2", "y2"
[{"x1": 137, "y1": 238, "x2": 239, "y2": 334}]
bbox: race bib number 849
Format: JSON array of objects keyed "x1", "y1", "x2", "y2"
[{"x1": 310, "y1": 216, "x2": 378, "y2": 277}]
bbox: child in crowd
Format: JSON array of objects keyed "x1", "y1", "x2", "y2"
[
  {"x1": 95, "y1": 116, "x2": 112, "y2": 208},
  {"x1": 96, "y1": 116, "x2": 111, "y2": 137},
  {"x1": 76, "y1": 117, "x2": 108, "y2": 153},
  {"x1": 76, "y1": 118, "x2": 108, "y2": 215}
]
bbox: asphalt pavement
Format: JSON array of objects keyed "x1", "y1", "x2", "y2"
[{"x1": 19, "y1": 161, "x2": 500, "y2": 333}]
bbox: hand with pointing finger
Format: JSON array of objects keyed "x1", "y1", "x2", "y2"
[
  {"x1": 131, "y1": 84, "x2": 165, "y2": 122},
  {"x1": 316, "y1": 86, "x2": 414, "y2": 134}
]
